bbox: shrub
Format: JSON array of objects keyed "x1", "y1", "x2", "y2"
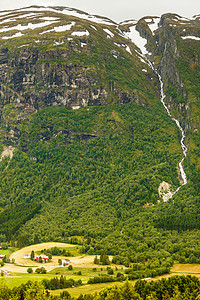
[
  {"x1": 107, "y1": 269, "x2": 114, "y2": 275},
  {"x1": 60, "y1": 291, "x2": 71, "y2": 298},
  {"x1": 27, "y1": 267, "x2": 33, "y2": 274},
  {"x1": 35, "y1": 267, "x2": 47, "y2": 274}
]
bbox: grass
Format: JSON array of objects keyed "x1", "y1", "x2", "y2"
[
  {"x1": 50, "y1": 281, "x2": 123, "y2": 297},
  {"x1": 49, "y1": 266, "x2": 118, "y2": 277},
  {"x1": 0, "y1": 249, "x2": 14, "y2": 257},
  {"x1": 171, "y1": 264, "x2": 200, "y2": 274},
  {"x1": 10, "y1": 242, "x2": 77, "y2": 265},
  {"x1": 1, "y1": 260, "x2": 200, "y2": 298},
  {"x1": 0, "y1": 273, "x2": 63, "y2": 289},
  {"x1": 37, "y1": 246, "x2": 81, "y2": 257},
  {"x1": 0, "y1": 272, "x2": 90, "y2": 289},
  {"x1": 47, "y1": 265, "x2": 200, "y2": 297},
  {"x1": 61, "y1": 246, "x2": 81, "y2": 257}
]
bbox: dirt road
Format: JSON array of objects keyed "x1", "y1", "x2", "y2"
[{"x1": 6, "y1": 242, "x2": 103, "y2": 273}]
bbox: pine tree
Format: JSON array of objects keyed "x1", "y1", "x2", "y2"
[{"x1": 30, "y1": 250, "x2": 35, "y2": 260}]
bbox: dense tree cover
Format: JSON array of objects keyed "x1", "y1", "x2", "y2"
[
  {"x1": 41, "y1": 247, "x2": 69, "y2": 257},
  {"x1": 0, "y1": 281, "x2": 52, "y2": 300},
  {"x1": 42, "y1": 275, "x2": 82, "y2": 290},
  {"x1": 0, "y1": 101, "x2": 200, "y2": 267},
  {"x1": 78, "y1": 276, "x2": 200, "y2": 299},
  {"x1": 0, "y1": 276, "x2": 199, "y2": 299},
  {"x1": 87, "y1": 276, "x2": 116, "y2": 285},
  {"x1": 0, "y1": 102, "x2": 181, "y2": 240},
  {"x1": 35, "y1": 267, "x2": 47, "y2": 274},
  {"x1": 153, "y1": 36, "x2": 200, "y2": 234},
  {"x1": 94, "y1": 253, "x2": 110, "y2": 265}
]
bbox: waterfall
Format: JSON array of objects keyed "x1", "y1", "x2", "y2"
[
  {"x1": 152, "y1": 65, "x2": 188, "y2": 198},
  {"x1": 124, "y1": 25, "x2": 188, "y2": 199}
]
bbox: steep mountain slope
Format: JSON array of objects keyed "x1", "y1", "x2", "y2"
[
  {"x1": 0, "y1": 7, "x2": 200, "y2": 266},
  {"x1": 0, "y1": 6, "x2": 158, "y2": 111},
  {"x1": 122, "y1": 13, "x2": 200, "y2": 231}
]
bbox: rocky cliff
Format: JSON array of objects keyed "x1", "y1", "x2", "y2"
[
  {"x1": 0, "y1": 6, "x2": 165, "y2": 145},
  {"x1": 123, "y1": 13, "x2": 200, "y2": 130}
]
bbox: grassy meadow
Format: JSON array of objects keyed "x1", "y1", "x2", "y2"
[{"x1": 0, "y1": 243, "x2": 200, "y2": 298}]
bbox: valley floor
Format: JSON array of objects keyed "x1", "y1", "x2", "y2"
[{"x1": 0, "y1": 242, "x2": 200, "y2": 298}]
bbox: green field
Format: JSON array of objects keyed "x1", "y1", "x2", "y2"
[
  {"x1": 0, "y1": 272, "x2": 89, "y2": 289},
  {"x1": 0, "y1": 259, "x2": 200, "y2": 298},
  {"x1": 49, "y1": 266, "x2": 120, "y2": 277},
  {"x1": 50, "y1": 281, "x2": 124, "y2": 297},
  {"x1": 36, "y1": 246, "x2": 81, "y2": 257},
  {"x1": 0, "y1": 248, "x2": 15, "y2": 257}
]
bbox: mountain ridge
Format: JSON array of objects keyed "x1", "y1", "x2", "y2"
[{"x1": 0, "y1": 6, "x2": 200, "y2": 269}]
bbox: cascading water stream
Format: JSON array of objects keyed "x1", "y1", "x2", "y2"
[
  {"x1": 120, "y1": 23, "x2": 188, "y2": 200},
  {"x1": 152, "y1": 66, "x2": 188, "y2": 198}
]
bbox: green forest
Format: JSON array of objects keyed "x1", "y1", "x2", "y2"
[
  {"x1": 0, "y1": 275, "x2": 199, "y2": 299},
  {"x1": 0, "y1": 101, "x2": 199, "y2": 270}
]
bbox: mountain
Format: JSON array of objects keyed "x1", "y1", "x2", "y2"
[{"x1": 0, "y1": 6, "x2": 200, "y2": 267}]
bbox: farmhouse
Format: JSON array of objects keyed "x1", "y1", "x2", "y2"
[
  {"x1": 33, "y1": 255, "x2": 49, "y2": 263},
  {"x1": 4, "y1": 270, "x2": 11, "y2": 276},
  {"x1": 62, "y1": 259, "x2": 70, "y2": 266},
  {"x1": 0, "y1": 254, "x2": 6, "y2": 260}
]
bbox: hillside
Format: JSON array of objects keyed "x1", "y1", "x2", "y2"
[{"x1": 0, "y1": 7, "x2": 200, "y2": 269}]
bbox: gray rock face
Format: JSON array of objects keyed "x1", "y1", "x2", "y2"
[
  {"x1": 135, "y1": 13, "x2": 200, "y2": 128},
  {"x1": 0, "y1": 47, "x2": 143, "y2": 112},
  {"x1": 0, "y1": 7, "x2": 199, "y2": 146}
]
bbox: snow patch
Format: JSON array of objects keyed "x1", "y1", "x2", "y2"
[
  {"x1": 0, "y1": 12, "x2": 43, "y2": 22},
  {"x1": 124, "y1": 25, "x2": 148, "y2": 54},
  {"x1": 42, "y1": 17, "x2": 59, "y2": 21},
  {"x1": 177, "y1": 16, "x2": 190, "y2": 21},
  {"x1": 103, "y1": 28, "x2": 114, "y2": 37},
  {"x1": 40, "y1": 22, "x2": 75, "y2": 34},
  {"x1": 14, "y1": 6, "x2": 116, "y2": 26},
  {"x1": 81, "y1": 42, "x2": 87, "y2": 47},
  {"x1": 71, "y1": 30, "x2": 89, "y2": 37},
  {"x1": 114, "y1": 42, "x2": 120, "y2": 47},
  {"x1": 2, "y1": 32, "x2": 23, "y2": 39},
  {"x1": 90, "y1": 25, "x2": 97, "y2": 30},
  {"x1": 54, "y1": 41, "x2": 64, "y2": 46},
  {"x1": 53, "y1": 22, "x2": 75, "y2": 32},
  {"x1": 133, "y1": 49, "x2": 148, "y2": 64},
  {"x1": 147, "y1": 17, "x2": 160, "y2": 33},
  {"x1": 181, "y1": 35, "x2": 200, "y2": 40},
  {"x1": 119, "y1": 19, "x2": 137, "y2": 25},
  {"x1": 18, "y1": 44, "x2": 30, "y2": 48},
  {"x1": 39, "y1": 29, "x2": 52, "y2": 35},
  {"x1": 0, "y1": 18, "x2": 17, "y2": 24},
  {"x1": 0, "y1": 20, "x2": 58, "y2": 33},
  {"x1": 125, "y1": 45, "x2": 132, "y2": 54}
]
